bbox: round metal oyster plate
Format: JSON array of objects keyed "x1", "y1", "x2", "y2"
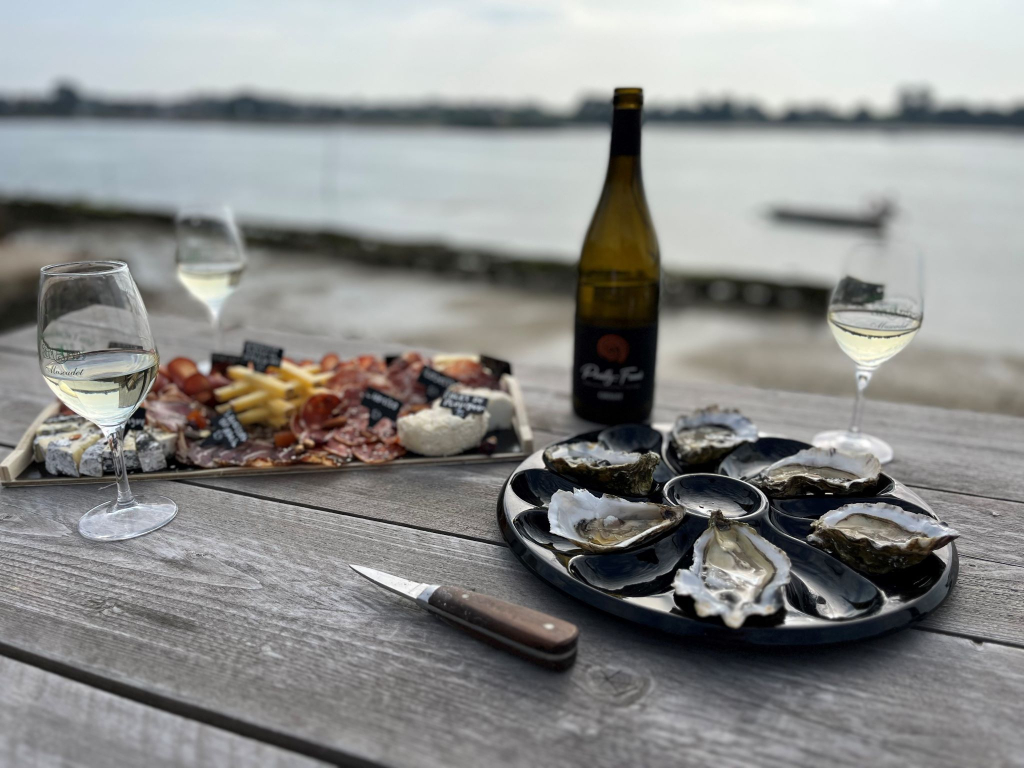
[{"x1": 498, "y1": 424, "x2": 958, "y2": 646}]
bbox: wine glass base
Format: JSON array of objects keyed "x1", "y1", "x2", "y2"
[
  {"x1": 813, "y1": 430, "x2": 894, "y2": 464},
  {"x1": 78, "y1": 494, "x2": 177, "y2": 541}
]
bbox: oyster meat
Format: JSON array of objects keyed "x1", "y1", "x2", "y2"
[
  {"x1": 546, "y1": 488, "x2": 685, "y2": 553},
  {"x1": 750, "y1": 447, "x2": 880, "y2": 497},
  {"x1": 671, "y1": 406, "x2": 758, "y2": 465},
  {"x1": 673, "y1": 510, "x2": 791, "y2": 628},
  {"x1": 808, "y1": 502, "x2": 959, "y2": 574},
  {"x1": 543, "y1": 441, "x2": 661, "y2": 496}
]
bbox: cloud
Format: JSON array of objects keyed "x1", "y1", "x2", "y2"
[{"x1": 0, "y1": 0, "x2": 1020, "y2": 107}]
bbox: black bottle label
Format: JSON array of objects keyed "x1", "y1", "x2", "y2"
[{"x1": 573, "y1": 321, "x2": 657, "y2": 412}]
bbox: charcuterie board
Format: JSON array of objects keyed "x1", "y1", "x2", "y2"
[{"x1": 1, "y1": 349, "x2": 533, "y2": 487}]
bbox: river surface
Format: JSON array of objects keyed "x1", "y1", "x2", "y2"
[{"x1": 1, "y1": 119, "x2": 1021, "y2": 353}]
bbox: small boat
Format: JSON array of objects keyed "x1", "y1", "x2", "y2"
[{"x1": 769, "y1": 199, "x2": 895, "y2": 230}]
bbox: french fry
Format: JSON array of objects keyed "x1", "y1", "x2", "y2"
[
  {"x1": 215, "y1": 390, "x2": 268, "y2": 414},
  {"x1": 267, "y1": 398, "x2": 296, "y2": 416},
  {"x1": 278, "y1": 360, "x2": 321, "y2": 392},
  {"x1": 236, "y1": 407, "x2": 271, "y2": 426},
  {"x1": 214, "y1": 380, "x2": 251, "y2": 402}
]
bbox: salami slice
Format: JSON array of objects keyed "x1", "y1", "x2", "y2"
[
  {"x1": 353, "y1": 442, "x2": 406, "y2": 464},
  {"x1": 299, "y1": 393, "x2": 342, "y2": 428},
  {"x1": 333, "y1": 423, "x2": 370, "y2": 447},
  {"x1": 181, "y1": 372, "x2": 212, "y2": 396},
  {"x1": 369, "y1": 417, "x2": 397, "y2": 441},
  {"x1": 166, "y1": 357, "x2": 199, "y2": 388},
  {"x1": 323, "y1": 440, "x2": 354, "y2": 460}
]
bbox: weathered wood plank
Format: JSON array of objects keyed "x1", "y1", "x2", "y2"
[
  {"x1": 0, "y1": 655, "x2": 326, "y2": 768},
  {"x1": 0, "y1": 479, "x2": 1021, "y2": 768}
]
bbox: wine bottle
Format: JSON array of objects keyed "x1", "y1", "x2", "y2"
[{"x1": 572, "y1": 87, "x2": 660, "y2": 424}]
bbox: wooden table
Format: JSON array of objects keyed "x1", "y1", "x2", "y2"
[{"x1": 0, "y1": 317, "x2": 1021, "y2": 768}]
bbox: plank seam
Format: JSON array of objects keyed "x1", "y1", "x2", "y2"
[{"x1": 0, "y1": 638, "x2": 376, "y2": 768}]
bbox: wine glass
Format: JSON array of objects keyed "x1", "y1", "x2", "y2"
[
  {"x1": 813, "y1": 240, "x2": 924, "y2": 464},
  {"x1": 175, "y1": 205, "x2": 246, "y2": 352},
  {"x1": 38, "y1": 261, "x2": 176, "y2": 541}
]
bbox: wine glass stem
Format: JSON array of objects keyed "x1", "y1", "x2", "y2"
[
  {"x1": 849, "y1": 367, "x2": 874, "y2": 434},
  {"x1": 210, "y1": 306, "x2": 222, "y2": 353},
  {"x1": 102, "y1": 424, "x2": 135, "y2": 506}
]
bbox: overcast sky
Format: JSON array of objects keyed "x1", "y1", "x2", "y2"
[{"x1": 3, "y1": 0, "x2": 1022, "y2": 109}]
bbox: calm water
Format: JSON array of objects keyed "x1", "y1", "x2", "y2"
[{"x1": 1, "y1": 119, "x2": 1022, "y2": 353}]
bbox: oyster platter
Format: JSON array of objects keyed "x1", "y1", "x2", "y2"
[
  {"x1": 499, "y1": 407, "x2": 959, "y2": 645},
  {"x1": 1, "y1": 346, "x2": 533, "y2": 486}
]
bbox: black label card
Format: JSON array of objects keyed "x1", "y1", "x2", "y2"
[
  {"x1": 107, "y1": 341, "x2": 145, "y2": 351},
  {"x1": 440, "y1": 391, "x2": 489, "y2": 419},
  {"x1": 126, "y1": 407, "x2": 147, "y2": 431},
  {"x1": 418, "y1": 366, "x2": 458, "y2": 400},
  {"x1": 242, "y1": 341, "x2": 284, "y2": 372},
  {"x1": 480, "y1": 354, "x2": 512, "y2": 378},
  {"x1": 361, "y1": 388, "x2": 403, "y2": 427},
  {"x1": 211, "y1": 353, "x2": 245, "y2": 375},
  {"x1": 202, "y1": 409, "x2": 249, "y2": 449}
]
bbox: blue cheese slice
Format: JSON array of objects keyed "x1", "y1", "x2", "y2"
[
  {"x1": 79, "y1": 441, "x2": 107, "y2": 478},
  {"x1": 122, "y1": 431, "x2": 142, "y2": 472},
  {"x1": 45, "y1": 433, "x2": 102, "y2": 477},
  {"x1": 135, "y1": 432, "x2": 168, "y2": 472},
  {"x1": 33, "y1": 417, "x2": 96, "y2": 462},
  {"x1": 149, "y1": 428, "x2": 178, "y2": 459}
]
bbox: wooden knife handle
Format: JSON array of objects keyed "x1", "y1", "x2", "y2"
[{"x1": 426, "y1": 586, "x2": 579, "y2": 670}]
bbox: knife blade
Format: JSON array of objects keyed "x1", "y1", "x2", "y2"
[{"x1": 349, "y1": 564, "x2": 579, "y2": 670}]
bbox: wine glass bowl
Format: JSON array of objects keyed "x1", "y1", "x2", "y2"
[
  {"x1": 38, "y1": 261, "x2": 176, "y2": 541},
  {"x1": 814, "y1": 241, "x2": 924, "y2": 464},
  {"x1": 175, "y1": 205, "x2": 246, "y2": 344}
]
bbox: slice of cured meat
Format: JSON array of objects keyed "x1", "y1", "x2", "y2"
[
  {"x1": 166, "y1": 358, "x2": 199, "y2": 388},
  {"x1": 353, "y1": 442, "x2": 406, "y2": 464},
  {"x1": 299, "y1": 393, "x2": 342, "y2": 428},
  {"x1": 147, "y1": 400, "x2": 195, "y2": 431},
  {"x1": 323, "y1": 440, "x2": 354, "y2": 460}
]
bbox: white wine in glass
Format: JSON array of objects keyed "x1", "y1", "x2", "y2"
[
  {"x1": 814, "y1": 241, "x2": 924, "y2": 464},
  {"x1": 38, "y1": 261, "x2": 176, "y2": 541},
  {"x1": 175, "y1": 206, "x2": 246, "y2": 349}
]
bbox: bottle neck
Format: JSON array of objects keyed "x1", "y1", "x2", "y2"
[
  {"x1": 610, "y1": 108, "x2": 641, "y2": 157},
  {"x1": 606, "y1": 108, "x2": 641, "y2": 183}
]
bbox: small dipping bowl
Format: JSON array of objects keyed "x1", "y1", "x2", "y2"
[{"x1": 663, "y1": 473, "x2": 768, "y2": 522}]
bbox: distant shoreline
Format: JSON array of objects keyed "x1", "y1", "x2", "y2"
[
  {"x1": 2, "y1": 115, "x2": 1023, "y2": 135},
  {"x1": 4, "y1": 83, "x2": 1022, "y2": 131}
]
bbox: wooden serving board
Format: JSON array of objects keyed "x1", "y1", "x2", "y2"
[{"x1": 0, "y1": 375, "x2": 534, "y2": 487}]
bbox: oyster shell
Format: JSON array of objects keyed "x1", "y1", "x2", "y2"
[
  {"x1": 808, "y1": 502, "x2": 959, "y2": 574},
  {"x1": 751, "y1": 447, "x2": 880, "y2": 497},
  {"x1": 670, "y1": 406, "x2": 758, "y2": 465},
  {"x1": 673, "y1": 510, "x2": 791, "y2": 629},
  {"x1": 546, "y1": 488, "x2": 685, "y2": 553},
  {"x1": 543, "y1": 441, "x2": 660, "y2": 496}
]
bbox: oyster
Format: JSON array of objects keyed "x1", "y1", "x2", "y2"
[
  {"x1": 673, "y1": 510, "x2": 792, "y2": 629},
  {"x1": 670, "y1": 406, "x2": 757, "y2": 465},
  {"x1": 546, "y1": 488, "x2": 685, "y2": 553},
  {"x1": 808, "y1": 502, "x2": 959, "y2": 574},
  {"x1": 543, "y1": 441, "x2": 661, "y2": 496},
  {"x1": 750, "y1": 447, "x2": 880, "y2": 497}
]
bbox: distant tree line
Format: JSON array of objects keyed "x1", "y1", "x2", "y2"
[{"x1": 2, "y1": 82, "x2": 1022, "y2": 129}]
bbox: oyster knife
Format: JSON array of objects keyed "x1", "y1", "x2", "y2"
[{"x1": 349, "y1": 565, "x2": 579, "y2": 670}]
